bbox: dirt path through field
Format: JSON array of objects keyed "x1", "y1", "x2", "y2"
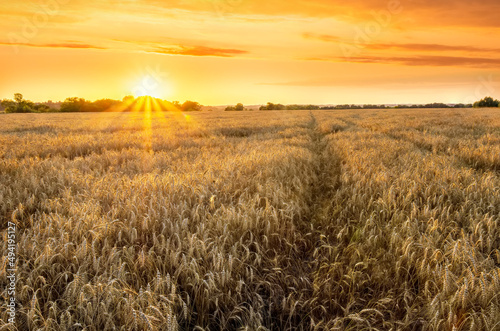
[{"x1": 305, "y1": 112, "x2": 342, "y2": 229}]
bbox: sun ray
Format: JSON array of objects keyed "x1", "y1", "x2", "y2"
[{"x1": 139, "y1": 96, "x2": 154, "y2": 153}]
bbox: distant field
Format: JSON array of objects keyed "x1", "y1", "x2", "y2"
[{"x1": 1, "y1": 108, "x2": 500, "y2": 330}]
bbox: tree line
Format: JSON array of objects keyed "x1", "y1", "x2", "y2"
[
  {"x1": 2, "y1": 94, "x2": 499, "y2": 113},
  {"x1": 238, "y1": 98, "x2": 498, "y2": 110},
  {"x1": 0, "y1": 94, "x2": 202, "y2": 113}
]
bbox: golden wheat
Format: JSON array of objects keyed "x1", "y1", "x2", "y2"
[{"x1": 0, "y1": 108, "x2": 499, "y2": 330}]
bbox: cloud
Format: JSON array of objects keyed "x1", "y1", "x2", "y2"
[
  {"x1": 0, "y1": 41, "x2": 106, "y2": 49},
  {"x1": 364, "y1": 43, "x2": 500, "y2": 53},
  {"x1": 0, "y1": 38, "x2": 247, "y2": 58},
  {"x1": 110, "y1": 39, "x2": 249, "y2": 57},
  {"x1": 303, "y1": 55, "x2": 500, "y2": 68},
  {"x1": 258, "y1": 73, "x2": 495, "y2": 88},
  {"x1": 303, "y1": 34, "x2": 500, "y2": 54},
  {"x1": 4, "y1": 0, "x2": 500, "y2": 31},
  {"x1": 302, "y1": 33, "x2": 341, "y2": 43},
  {"x1": 259, "y1": 79, "x2": 458, "y2": 87},
  {"x1": 135, "y1": 0, "x2": 500, "y2": 27},
  {"x1": 149, "y1": 45, "x2": 248, "y2": 57}
]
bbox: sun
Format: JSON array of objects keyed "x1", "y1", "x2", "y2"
[
  {"x1": 130, "y1": 74, "x2": 173, "y2": 99},
  {"x1": 135, "y1": 91, "x2": 162, "y2": 98}
]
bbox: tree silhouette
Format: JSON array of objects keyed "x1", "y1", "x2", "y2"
[
  {"x1": 225, "y1": 103, "x2": 245, "y2": 111},
  {"x1": 60, "y1": 97, "x2": 90, "y2": 112},
  {"x1": 260, "y1": 102, "x2": 285, "y2": 110},
  {"x1": 181, "y1": 101, "x2": 202, "y2": 112},
  {"x1": 1, "y1": 93, "x2": 34, "y2": 113},
  {"x1": 473, "y1": 96, "x2": 500, "y2": 108}
]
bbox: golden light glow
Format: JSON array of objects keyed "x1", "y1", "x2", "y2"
[
  {"x1": 101, "y1": 95, "x2": 201, "y2": 153},
  {"x1": 1, "y1": 1, "x2": 499, "y2": 104},
  {"x1": 130, "y1": 76, "x2": 173, "y2": 99},
  {"x1": 142, "y1": 96, "x2": 153, "y2": 152}
]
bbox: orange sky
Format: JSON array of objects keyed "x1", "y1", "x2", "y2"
[{"x1": 1, "y1": 0, "x2": 500, "y2": 105}]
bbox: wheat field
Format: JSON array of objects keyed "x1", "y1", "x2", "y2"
[{"x1": 1, "y1": 108, "x2": 499, "y2": 330}]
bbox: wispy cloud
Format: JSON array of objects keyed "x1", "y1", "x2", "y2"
[
  {"x1": 303, "y1": 33, "x2": 500, "y2": 53},
  {"x1": 134, "y1": 0, "x2": 500, "y2": 27},
  {"x1": 259, "y1": 78, "x2": 488, "y2": 88},
  {"x1": 0, "y1": 39, "x2": 249, "y2": 58},
  {"x1": 149, "y1": 45, "x2": 249, "y2": 57},
  {"x1": 363, "y1": 43, "x2": 500, "y2": 53},
  {"x1": 303, "y1": 55, "x2": 500, "y2": 68},
  {"x1": 0, "y1": 41, "x2": 106, "y2": 49},
  {"x1": 302, "y1": 32, "x2": 341, "y2": 43}
]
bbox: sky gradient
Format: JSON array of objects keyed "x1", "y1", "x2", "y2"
[{"x1": 1, "y1": 0, "x2": 500, "y2": 105}]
